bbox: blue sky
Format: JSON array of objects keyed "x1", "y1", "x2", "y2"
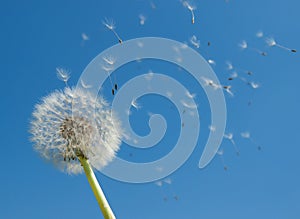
[{"x1": 1, "y1": 0, "x2": 300, "y2": 218}]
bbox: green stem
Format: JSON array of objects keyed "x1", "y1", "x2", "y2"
[{"x1": 78, "y1": 157, "x2": 116, "y2": 219}]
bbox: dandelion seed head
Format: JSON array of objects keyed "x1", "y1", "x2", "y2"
[{"x1": 30, "y1": 87, "x2": 122, "y2": 174}]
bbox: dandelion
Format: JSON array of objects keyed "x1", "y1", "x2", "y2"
[
  {"x1": 182, "y1": 1, "x2": 196, "y2": 24},
  {"x1": 216, "y1": 149, "x2": 228, "y2": 171},
  {"x1": 265, "y1": 37, "x2": 296, "y2": 53},
  {"x1": 139, "y1": 14, "x2": 146, "y2": 25},
  {"x1": 224, "y1": 132, "x2": 240, "y2": 155},
  {"x1": 56, "y1": 67, "x2": 70, "y2": 86},
  {"x1": 190, "y1": 35, "x2": 200, "y2": 48},
  {"x1": 102, "y1": 18, "x2": 123, "y2": 44},
  {"x1": 241, "y1": 131, "x2": 261, "y2": 150},
  {"x1": 30, "y1": 87, "x2": 122, "y2": 218}
]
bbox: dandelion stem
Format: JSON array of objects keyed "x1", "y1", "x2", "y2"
[{"x1": 78, "y1": 157, "x2": 116, "y2": 219}]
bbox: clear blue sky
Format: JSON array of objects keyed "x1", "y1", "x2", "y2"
[{"x1": 1, "y1": 0, "x2": 300, "y2": 218}]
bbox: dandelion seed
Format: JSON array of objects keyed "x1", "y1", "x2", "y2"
[
  {"x1": 208, "y1": 59, "x2": 216, "y2": 66},
  {"x1": 241, "y1": 131, "x2": 261, "y2": 150},
  {"x1": 150, "y1": 1, "x2": 156, "y2": 9},
  {"x1": 166, "y1": 91, "x2": 173, "y2": 98},
  {"x1": 80, "y1": 79, "x2": 92, "y2": 89},
  {"x1": 216, "y1": 149, "x2": 228, "y2": 171},
  {"x1": 102, "y1": 65, "x2": 116, "y2": 95},
  {"x1": 181, "y1": 100, "x2": 197, "y2": 109},
  {"x1": 155, "y1": 180, "x2": 163, "y2": 187},
  {"x1": 249, "y1": 81, "x2": 260, "y2": 89},
  {"x1": 256, "y1": 31, "x2": 264, "y2": 38},
  {"x1": 239, "y1": 40, "x2": 267, "y2": 56},
  {"x1": 56, "y1": 67, "x2": 70, "y2": 86},
  {"x1": 239, "y1": 40, "x2": 248, "y2": 50},
  {"x1": 209, "y1": 125, "x2": 216, "y2": 132},
  {"x1": 102, "y1": 18, "x2": 123, "y2": 44},
  {"x1": 226, "y1": 61, "x2": 234, "y2": 70},
  {"x1": 224, "y1": 133, "x2": 240, "y2": 155},
  {"x1": 185, "y1": 91, "x2": 196, "y2": 99},
  {"x1": 102, "y1": 55, "x2": 116, "y2": 65},
  {"x1": 144, "y1": 70, "x2": 154, "y2": 81},
  {"x1": 30, "y1": 87, "x2": 121, "y2": 218},
  {"x1": 81, "y1": 33, "x2": 89, "y2": 41},
  {"x1": 227, "y1": 71, "x2": 238, "y2": 81},
  {"x1": 139, "y1": 14, "x2": 146, "y2": 25},
  {"x1": 223, "y1": 85, "x2": 234, "y2": 96},
  {"x1": 266, "y1": 37, "x2": 296, "y2": 53},
  {"x1": 201, "y1": 77, "x2": 222, "y2": 90},
  {"x1": 164, "y1": 178, "x2": 172, "y2": 185},
  {"x1": 102, "y1": 56, "x2": 118, "y2": 95},
  {"x1": 190, "y1": 35, "x2": 200, "y2": 48},
  {"x1": 182, "y1": 1, "x2": 196, "y2": 24},
  {"x1": 131, "y1": 98, "x2": 141, "y2": 110}
]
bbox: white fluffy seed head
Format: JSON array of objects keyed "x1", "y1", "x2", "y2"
[{"x1": 30, "y1": 87, "x2": 122, "y2": 174}]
